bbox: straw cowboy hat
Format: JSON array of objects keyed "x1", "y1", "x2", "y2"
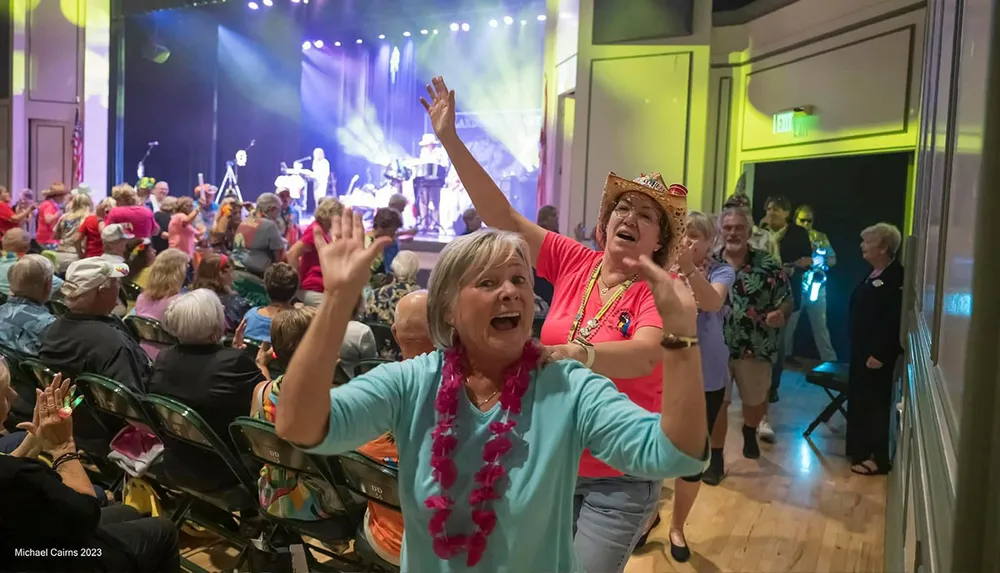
[
  {"x1": 43, "y1": 183, "x2": 69, "y2": 198},
  {"x1": 595, "y1": 172, "x2": 688, "y2": 266}
]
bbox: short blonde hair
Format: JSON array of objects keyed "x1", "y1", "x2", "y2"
[
  {"x1": 861, "y1": 222, "x2": 902, "y2": 256},
  {"x1": 112, "y1": 184, "x2": 138, "y2": 206},
  {"x1": 96, "y1": 197, "x2": 117, "y2": 218},
  {"x1": 271, "y1": 306, "x2": 317, "y2": 361},
  {"x1": 144, "y1": 248, "x2": 189, "y2": 300},
  {"x1": 391, "y1": 251, "x2": 420, "y2": 282},
  {"x1": 159, "y1": 196, "x2": 178, "y2": 213},
  {"x1": 314, "y1": 197, "x2": 343, "y2": 229},
  {"x1": 163, "y1": 289, "x2": 225, "y2": 344},
  {"x1": 8, "y1": 254, "x2": 54, "y2": 301},
  {"x1": 685, "y1": 211, "x2": 716, "y2": 243},
  {"x1": 426, "y1": 230, "x2": 532, "y2": 349}
]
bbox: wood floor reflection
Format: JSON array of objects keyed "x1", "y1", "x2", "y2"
[{"x1": 626, "y1": 369, "x2": 886, "y2": 573}]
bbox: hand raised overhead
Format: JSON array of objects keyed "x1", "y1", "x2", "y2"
[
  {"x1": 419, "y1": 76, "x2": 457, "y2": 141},
  {"x1": 315, "y1": 208, "x2": 393, "y2": 296}
]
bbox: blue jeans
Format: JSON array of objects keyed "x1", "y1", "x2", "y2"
[{"x1": 573, "y1": 476, "x2": 660, "y2": 573}]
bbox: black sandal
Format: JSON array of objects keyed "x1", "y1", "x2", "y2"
[
  {"x1": 851, "y1": 460, "x2": 888, "y2": 476},
  {"x1": 669, "y1": 529, "x2": 691, "y2": 563}
]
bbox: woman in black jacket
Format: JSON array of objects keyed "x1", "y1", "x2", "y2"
[{"x1": 847, "y1": 222, "x2": 904, "y2": 476}]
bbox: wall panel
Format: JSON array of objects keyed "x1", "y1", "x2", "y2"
[
  {"x1": 29, "y1": 119, "x2": 71, "y2": 191},
  {"x1": 27, "y1": 0, "x2": 82, "y2": 104}
]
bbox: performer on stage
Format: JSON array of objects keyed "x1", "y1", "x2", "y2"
[
  {"x1": 312, "y1": 148, "x2": 330, "y2": 205},
  {"x1": 414, "y1": 133, "x2": 450, "y2": 234}
]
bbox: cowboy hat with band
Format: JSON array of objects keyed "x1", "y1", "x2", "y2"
[{"x1": 595, "y1": 172, "x2": 688, "y2": 266}]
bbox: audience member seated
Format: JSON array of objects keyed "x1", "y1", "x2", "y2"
[
  {"x1": 0, "y1": 228, "x2": 64, "y2": 296},
  {"x1": 235, "y1": 262, "x2": 298, "y2": 344},
  {"x1": 134, "y1": 248, "x2": 189, "y2": 358},
  {"x1": 340, "y1": 294, "x2": 378, "y2": 377},
  {"x1": 252, "y1": 306, "x2": 349, "y2": 521},
  {"x1": 192, "y1": 253, "x2": 250, "y2": 333},
  {"x1": 99, "y1": 223, "x2": 132, "y2": 265},
  {"x1": 365, "y1": 208, "x2": 403, "y2": 288},
  {"x1": 0, "y1": 373, "x2": 180, "y2": 572},
  {"x1": 232, "y1": 192, "x2": 284, "y2": 277},
  {"x1": 75, "y1": 197, "x2": 115, "y2": 259},
  {"x1": 151, "y1": 197, "x2": 174, "y2": 253},
  {"x1": 167, "y1": 196, "x2": 203, "y2": 257},
  {"x1": 363, "y1": 250, "x2": 420, "y2": 324},
  {"x1": 151, "y1": 289, "x2": 263, "y2": 491},
  {"x1": 52, "y1": 192, "x2": 93, "y2": 272},
  {"x1": 0, "y1": 255, "x2": 58, "y2": 355},
  {"x1": 355, "y1": 290, "x2": 433, "y2": 565},
  {"x1": 106, "y1": 184, "x2": 158, "y2": 240},
  {"x1": 286, "y1": 197, "x2": 340, "y2": 307},
  {"x1": 210, "y1": 196, "x2": 243, "y2": 253}
]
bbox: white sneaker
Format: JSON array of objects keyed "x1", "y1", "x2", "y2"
[{"x1": 758, "y1": 419, "x2": 776, "y2": 443}]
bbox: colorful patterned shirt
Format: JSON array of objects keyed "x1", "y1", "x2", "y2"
[
  {"x1": 0, "y1": 296, "x2": 56, "y2": 355},
  {"x1": 363, "y1": 280, "x2": 420, "y2": 325},
  {"x1": 715, "y1": 247, "x2": 791, "y2": 362}
]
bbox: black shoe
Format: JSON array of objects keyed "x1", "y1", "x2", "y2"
[
  {"x1": 670, "y1": 530, "x2": 692, "y2": 563},
  {"x1": 742, "y1": 424, "x2": 760, "y2": 459},
  {"x1": 633, "y1": 515, "x2": 661, "y2": 550},
  {"x1": 769, "y1": 388, "x2": 780, "y2": 403},
  {"x1": 701, "y1": 448, "x2": 725, "y2": 486}
]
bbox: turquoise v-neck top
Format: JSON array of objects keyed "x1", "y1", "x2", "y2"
[{"x1": 307, "y1": 351, "x2": 708, "y2": 572}]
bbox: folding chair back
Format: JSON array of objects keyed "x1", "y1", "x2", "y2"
[
  {"x1": 229, "y1": 417, "x2": 324, "y2": 477},
  {"x1": 76, "y1": 373, "x2": 149, "y2": 424},
  {"x1": 46, "y1": 299, "x2": 70, "y2": 317},
  {"x1": 365, "y1": 322, "x2": 401, "y2": 361},
  {"x1": 20, "y1": 358, "x2": 56, "y2": 390},
  {"x1": 354, "y1": 358, "x2": 392, "y2": 377},
  {"x1": 123, "y1": 316, "x2": 178, "y2": 346},
  {"x1": 334, "y1": 452, "x2": 401, "y2": 511},
  {"x1": 120, "y1": 281, "x2": 143, "y2": 302}
]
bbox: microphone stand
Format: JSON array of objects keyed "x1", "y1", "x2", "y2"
[{"x1": 137, "y1": 142, "x2": 156, "y2": 181}]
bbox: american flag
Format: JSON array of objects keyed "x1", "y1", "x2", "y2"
[{"x1": 72, "y1": 108, "x2": 83, "y2": 185}]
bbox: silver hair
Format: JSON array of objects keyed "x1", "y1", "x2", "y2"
[
  {"x1": 426, "y1": 229, "x2": 533, "y2": 349},
  {"x1": 861, "y1": 222, "x2": 902, "y2": 256},
  {"x1": 163, "y1": 289, "x2": 226, "y2": 344},
  {"x1": 8, "y1": 254, "x2": 54, "y2": 301},
  {"x1": 255, "y1": 192, "x2": 281, "y2": 216},
  {"x1": 390, "y1": 251, "x2": 420, "y2": 282},
  {"x1": 685, "y1": 211, "x2": 717, "y2": 243}
]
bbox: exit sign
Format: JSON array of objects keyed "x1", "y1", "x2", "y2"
[{"x1": 773, "y1": 111, "x2": 795, "y2": 134}]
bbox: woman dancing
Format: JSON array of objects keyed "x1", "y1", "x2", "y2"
[
  {"x1": 419, "y1": 76, "x2": 687, "y2": 571},
  {"x1": 277, "y1": 209, "x2": 708, "y2": 572}
]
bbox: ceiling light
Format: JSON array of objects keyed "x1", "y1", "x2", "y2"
[
  {"x1": 334, "y1": 41, "x2": 341, "y2": 46},
  {"x1": 449, "y1": 22, "x2": 459, "y2": 31},
  {"x1": 262, "y1": 0, "x2": 272, "y2": 5},
  {"x1": 461, "y1": 22, "x2": 470, "y2": 31},
  {"x1": 503, "y1": 15, "x2": 514, "y2": 25},
  {"x1": 420, "y1": 29, "x2": 429, "y2": 35},
  {"x1": 489, "y1": 19, "x2": 498, "y2": 27},
  {"x1": 403, "y1": 31, "x2": 411, "y2": 37},
  {"x1": 314, "y1": 40, "x2": 324, "y2": 48},
  {"x1": 432, "y1": 29, "x2": 439, "y2": 34},
  {"x1": 247, "y1": 1, "x2": 258, "y2": 8},
  {"x1": 378, "y1": 34, "x2": 386, "y2": 39},
  {"x1": 520, "y1": 19, "x2": 527, "y2": 25},
  {"x1": 356, "y1": 38, "x2": 363, "y2": 44},
  {"x1": 537, "y1": 14, "x2": 546, "y2": 21},
  {"x1": 290, "y1": 0, "x2": 300, "y2": 3},
  {"x1": 301, "y1": 41, "x2": 311, "y2": 50}
]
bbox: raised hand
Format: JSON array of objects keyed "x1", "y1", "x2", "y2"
[
  {"x1": 624, "y1": 255, "x2": 698, "y2": 336},
  {"x1": 316, "y1": 208, "x2": 393, "y2": 296},
  {"x1": 420, "y1": 76, "x2": 457, "y2": 141},
  {"x1": 26, "y1": 374, "x2": 76, "y2": 454}
]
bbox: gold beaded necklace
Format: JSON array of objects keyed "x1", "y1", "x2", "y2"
[{"x1": 567, "y1": 260, "x2": 637, "y2": 343}]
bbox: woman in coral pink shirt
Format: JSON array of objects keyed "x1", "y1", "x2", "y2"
[
  {"x1": 35, "y1": 184, "x2": 70, "y2": 247},
  {"x1": 167, "y1": 197, "x2": 204, "y2": 256},
  {"x1": 422, "y1": 76, "x2": 691, "y2": 573},
  {"x1": 285, "y1": 197, "x2": 339, "y2": 307},
  {"x1": 106, "y1": 184, "x2": 158, "y2": 239}
]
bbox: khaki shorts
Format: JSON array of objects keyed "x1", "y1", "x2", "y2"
[{"x1": 724, "y1": 358, "x2": 772, "y2": 406}]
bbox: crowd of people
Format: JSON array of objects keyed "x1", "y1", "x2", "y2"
[{"x1": 0, "y1": 75, "x2": 904, "y2": 572}]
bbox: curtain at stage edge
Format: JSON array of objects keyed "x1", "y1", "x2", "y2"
[{"x1": 537, "y1": 75, "x2": 547, "y2": 210}]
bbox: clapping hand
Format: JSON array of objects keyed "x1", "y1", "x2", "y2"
[
  {"x1": 420, "y1": 76, "x2": 457, "y2": 142},
  {"x1": 316, "y1": 208, "x2": 393, "y2": 296},
  {"x1": 624, "y1": 255, "x2": 697, "y2": 336},
  {"x1": 19, "y1": 374, "x2": 76, "y2": 455}
]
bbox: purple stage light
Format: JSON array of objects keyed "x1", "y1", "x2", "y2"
[
  {"x1": 247, "y1": 1, "x2": 259, "y2": 9},
  {"x1": 261, "y1": 0, "x2": 272, "y2": 5},
  {"x1": 302, "y1": 41, "x2": 312, "y2": 50},
  {"x1": 449, "y1": 22, "x2": 459, "y2": 32},
  {"x1": 334, "y1": 41, "x2": 341, "y2": 46},
  {"x1": 356, "y1": 38, "x2": 363, "y2": 44},
  {"x1": 314, "y1": 40, "x2": 324, "y2": 48},
  {"x1": 461, "y1": 22, "x2": 470, "y2": 31}
]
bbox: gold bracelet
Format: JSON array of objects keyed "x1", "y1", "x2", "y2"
[{"x1": 661, "y1": 333, "x2": 698, "y2": 350}]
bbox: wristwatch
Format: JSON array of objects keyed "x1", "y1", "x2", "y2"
[
  {"x1": 661, "y1": 333, "x2": 699, "y2": 350},
  {"x1": 571, "y1": 338, "x2": 596, "y2": 368}
]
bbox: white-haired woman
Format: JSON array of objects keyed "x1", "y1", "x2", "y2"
[
  {"x1": 847, "y1": 222, "x2": 903, "y2": 476},
  {"x1": 422, "y1": 77, "x2": 691, "y2": 571},
  {"x1": 277, "y1": 210, "x2": 708, "y2": 572},
  {"x1": 150, "y1": 289, "x2": 264, "y2": 490},
  {"x1": 364, "y1": 250, "x2": 421, "y2": 324},
  {"x1": 0, "y1": 254, "x2": 57, "y2": 355},
  {"x1": 233, "y1": 192, "x2": 285, "y2": 277}
]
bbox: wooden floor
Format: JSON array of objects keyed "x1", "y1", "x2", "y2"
[
  {"x1": 626, "y1": 368, "x2": 886, "y2": 573},
  {"x1": 184, "y1": 368, "x2": 886, "y2": 572}
]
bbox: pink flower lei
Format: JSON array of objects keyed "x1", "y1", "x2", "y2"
[{"x1": 423, "y1": 340, "x2": 540, "y2": 567}]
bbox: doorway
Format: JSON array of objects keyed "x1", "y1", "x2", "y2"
[
  {"x1": 554, "y1": 92, "x2": 575, "y2": 233},
  {"x1": 749, "y1": 151, "x2": 911, "y2": 361}
]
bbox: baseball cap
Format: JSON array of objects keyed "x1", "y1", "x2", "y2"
[
  {"x1": 101, "y1": 223, "x2": 135, "y2": 243},
  {"x1": 61, "y1": 257, "x2": 130, "y2": 299}
]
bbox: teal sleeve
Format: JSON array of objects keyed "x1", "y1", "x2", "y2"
[
  {"x1": 304, "y1": 358, "x2": 413, "y2": 456},
  {"x1": 571, "y1": 363, "x2": 709, "y2": 480}
]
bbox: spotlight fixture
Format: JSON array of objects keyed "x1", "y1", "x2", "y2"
[
  {"x1": 403, "y1": 31, "x2": 411, "y2": 37},
  {"x1": 378, "y1": 34, "x2": 386, "y2": 39},
  {"x1": 314, "y1": 40, "x2": 324, "y2": 48},
  {"x1": 290, "y1": 0, "x2": 300, "y2": 3},
  {"x1": 537, "y1": 14, "x2": 546, "y2": 21},
  {"x1": 303, "y1": 0, "x2": 308, "y2": 3},
  {"x1": 420, "y1": 29, "x2": 428, "y2": 35},
  {"x1": 356, "y1": 38, "x2": 363, "y2": 44},
  {"x1": 301, "y1": 41, "x2": 312, "y2": 50},
  {"x1": 503, "y1": 15, "x2": 514, "y2": 25},
  {"x1": 449, "y1": 22, "x2": 459, "y2": 31},
  {"x1": 262, "y1": 0, "x2": 272, "y2": 5},
  {"x1": 334, "y1": 41, "x2": 341, "y2": 46},
  {"x1": 520, "y1": 19, "x2": 527, "y2": 25},
  {"x1": 247, "y1": 1, "x2": 258, "y2": 9},
  {"x1": 461, "y1": 22, "x2": 470, "y2": 31},
  {"x1": 432, "y1": 29, "x2": 439, "y2": 34},
  {"x1": 489, "y1": 19, "x2": 498, "y2": 27}
]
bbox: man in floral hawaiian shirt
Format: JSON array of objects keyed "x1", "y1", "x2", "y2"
[{"x1": 702, "y1": 206, "x2": 792, "y2": 486}]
